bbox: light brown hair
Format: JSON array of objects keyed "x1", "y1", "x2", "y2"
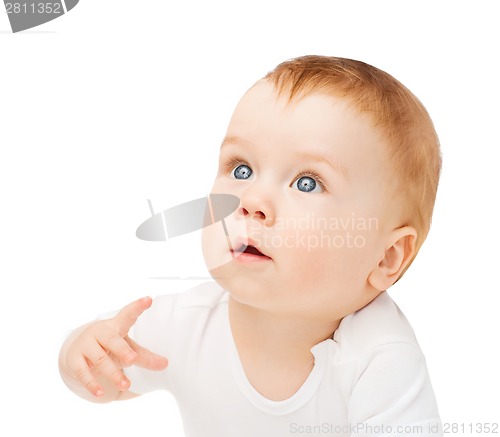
[{"x1": 263, "y1": 55, "x2": 441, "y2": 277}]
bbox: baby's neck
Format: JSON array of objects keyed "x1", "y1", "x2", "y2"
[{"x1": 228, "y1": 296, "x2": 340, "y2": 365}]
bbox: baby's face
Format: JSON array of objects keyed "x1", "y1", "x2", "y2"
[{"x1": 203, "y1": 80, "x2": 399, "y2": 322}]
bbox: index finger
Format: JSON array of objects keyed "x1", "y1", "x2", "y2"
[{"x1": 112, "y1": 296, "x2": 152, "y2": 337}]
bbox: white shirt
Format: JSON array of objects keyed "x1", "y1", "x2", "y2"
[{"x1": 124, "y1": 281, "x2": 442, "y2": 437}]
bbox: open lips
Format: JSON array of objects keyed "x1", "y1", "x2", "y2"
[{"x1": 233, "y1": 244, "x2": 272, "y2": 259}]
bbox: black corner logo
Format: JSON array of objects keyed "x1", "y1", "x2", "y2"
[{"x1": 4, "y1": 1, "x2": 79, "y2": 33}]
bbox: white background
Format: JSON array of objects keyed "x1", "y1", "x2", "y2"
[{"x1": 1, "y1": 1, "x2": 499, "y2": 435}]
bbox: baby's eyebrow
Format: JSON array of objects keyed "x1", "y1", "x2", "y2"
[
  {"x1": 220, "y1": 135, "x2": 249, "y2": 149},
  {"x1": 220, "y1": 135, "x2": 349, "y2": 180},
  {"x1": 296, "y1": 151, "x2": 350, "y2": 180}
]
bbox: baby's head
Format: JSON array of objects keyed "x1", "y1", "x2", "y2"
[{"x1": 203, "y1": 55, "x2": 441, "y2": 322}]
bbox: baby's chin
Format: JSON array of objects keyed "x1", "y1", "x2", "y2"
[{"x1": 206, "y1": 264, "x2": 231, "y2": 289}]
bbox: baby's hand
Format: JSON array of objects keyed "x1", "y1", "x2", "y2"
[{"x1": 60, "y1": 297, "x2": 168, "y2": 400}]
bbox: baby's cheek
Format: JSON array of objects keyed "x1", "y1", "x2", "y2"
[
  {"x1": 278, "y1": 230, "x2": 331, "y2": 272},
  {"x1": 282, "y1": 228, "x2": 365, "y2": 285},
  {"x1": 201, "y1": 206, "x2": 249, "y2": 271}
]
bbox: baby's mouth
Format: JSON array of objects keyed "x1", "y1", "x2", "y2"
[{"x1": 233, "y1": 243, "x2": 272, "y2": 260}]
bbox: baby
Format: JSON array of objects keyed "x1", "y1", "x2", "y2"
[{"x1": 59, "y1": 55, "x2": 442, "y2": 436}]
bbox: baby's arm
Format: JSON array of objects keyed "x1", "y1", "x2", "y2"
[{"x1": 58, "y1": 297, "x2": 169, "y2": 403}]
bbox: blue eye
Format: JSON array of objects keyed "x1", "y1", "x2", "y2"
[
  {"x1": 233, "y1": 164, "x2": 253, "y2": 180},
  {"x1": 292, "y1": 175, "x2": 323, "y2": 193}
]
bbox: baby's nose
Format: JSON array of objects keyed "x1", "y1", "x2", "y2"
[
  {"x1": 238, "y1": 205, "x2": 266, "y2": 221},
  {"x1": 237, "y1": 190, "x2": 275, "y2": 226}
]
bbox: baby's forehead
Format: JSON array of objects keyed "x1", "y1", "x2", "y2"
[
  {"x1": 233, "y1": 82, "x2": 382, "y2": 143},
  {"x1": 225, "y1": 97, "x2": 391, "y2": 173},
  {"x1": 241, "y1": 80, "x2": 374, "y2": 123}
]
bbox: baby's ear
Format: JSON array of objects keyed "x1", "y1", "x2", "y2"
[{"x1": 368, "y1": 226, "x2": 417, "y2": 291}]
